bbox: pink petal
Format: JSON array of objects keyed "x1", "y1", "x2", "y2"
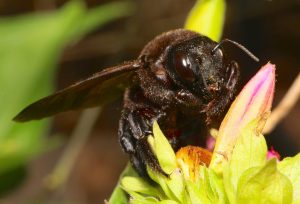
[
  {"x1": 267, "y1": 146, "x2": 281, "y2": 161},
  {"x1": 210, "y1": 63, "x2": 275, "y2": 171},
  {"x1": 206, "y1": 136, "x2": 216, "y2": 152}
]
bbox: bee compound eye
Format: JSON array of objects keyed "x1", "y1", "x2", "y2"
[{"x1": 174, "y1": 52, "x2": 197, "y2": 82}]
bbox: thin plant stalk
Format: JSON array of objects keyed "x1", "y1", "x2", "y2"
[
  {"x1": 264, "y1": 73, "x2": 300, "y2": 134},
  {"x1": 44, "y1": 107, "x2": 101, "y2": 190}
]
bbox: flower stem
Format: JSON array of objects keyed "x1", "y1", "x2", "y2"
[
  {"x1": 44, "y1": 107, "x2": 101, "y2": 190},
  {"x1": 264, "y1": 73, "x2": 300, "y2": 134}
]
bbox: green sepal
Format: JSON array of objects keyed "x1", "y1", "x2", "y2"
[
  {"x1": 278, "y1": 153, "x2": 300, "y2": 204},
  {"x1": 152, "y1": 121, "x2": 177, "y2": 174},
  {"x1": 237, "y1": 159, "x2": 293, "y2": 204}
]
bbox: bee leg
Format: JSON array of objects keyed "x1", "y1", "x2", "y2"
[{"x1": 119, "y1": 108, "x2": 167, "y2": 177}]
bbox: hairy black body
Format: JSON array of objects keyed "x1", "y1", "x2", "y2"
[{"x1": 14, "y1": 29, "x2": 240, "y2": 176}]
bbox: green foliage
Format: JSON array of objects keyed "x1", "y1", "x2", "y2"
[
  {"x1": 237, "y1": 159, "x2": 293, "y2": 204},
  {"x1": 109, "y1": 163, "x2": 139, "y2": 204},
  {"x1": 151, "y1": 121, "x2": 177, "y2": 174},
  {"x1": 121, "y1": 176, "x2": 164, "y2": 198},
  {"x1": 224, "y1": 121, "x2": 267, "y2": 194},
  {"x1": 278, "y1": 153, "x2": 300, "y2": 204},
  {"x1": 0, "y1": 0, "x2": 133, "y2": 182},
  {"x1": 120, "y1": 121, "x2": 300, "y2": 204},
  {"x1": 0, "y1": 166, "x2": 27, "y2": 197},
  {"x1": 184, "y1": 0, "x2": 226, "y2": 42}
]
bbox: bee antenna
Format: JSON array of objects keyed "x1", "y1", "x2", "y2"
[{"x1": 212, "y1": 39, "x2": 259, "y2": 62}]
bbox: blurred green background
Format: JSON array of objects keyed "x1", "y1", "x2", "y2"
[{"x1": 0, "y1": 0, "x2": 299, "y2": 203}]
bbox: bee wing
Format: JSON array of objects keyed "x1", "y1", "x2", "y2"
[{"x1": 14, "y1": 61, "x2": 140, "y2": 122}]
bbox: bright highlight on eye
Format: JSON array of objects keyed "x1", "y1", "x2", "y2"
[{"x1": 174, "y1": 52, "x2": 196, "y2": 82}]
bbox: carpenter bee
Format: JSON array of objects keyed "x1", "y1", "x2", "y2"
[{"x1": 14, "y1": 29, "x2": 258, "y2": 176}]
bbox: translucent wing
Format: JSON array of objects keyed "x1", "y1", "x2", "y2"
[{"x1": 14, "y1": 61, "x2": 140, "y2": 122}]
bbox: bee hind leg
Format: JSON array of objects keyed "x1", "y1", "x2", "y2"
[{"x1": 118, "y1": 108, "x2": 167, "y2": 177}]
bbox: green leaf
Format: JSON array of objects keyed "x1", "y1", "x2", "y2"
[
  {"x1": 147, "y1": 167, "x2": 178, "y2": 201},
  {"x1": 278, "y1": 153, "x2": 300, "y2": 204},
  {"x1": 198, "y1": 167, "x2": 215, "y2": 203},
  {"x1": 207, "y1": 169, "x2": 228, "y2": 204},
  {"x1": 237, "y1": 159, "x2": 293, "y2": 204},
  {"x1": 0, "y1": 165, "x2": 27, "y2": 196},
  {"x1": 109, "y1": 163, "x2": 137, "y2": 204},
  {"x1": 158, "y1": 200, "x2": 180, "y2": 204},
  {"x1": 146, "y1": 166, "x2": 189, "y2": 204},
  {"x1": 73, "y1": 1, "x2": 134, "y2": 39},
  {"x1": 130, "y1": 193, "x2": 159, "y2": 204},
  {"x1": 184, "y1": 0, "x2": 226, "y2": 41},
  {"x1": 227, "y1": 121, "x2": 267, "y2": 189},
  {"x1": 130, "y1": 196, "x2": 180, "y2": 204},
  {"x1": 198, "y1": 167, "x2": 228, "y2": 204},
  {"x1": 185, "y1": 180, "x2": 211, "y2": 204},
  {"x1": 0, "y1": 1, "x2": 133, "y2": 174},
  {"x1": 152, "y1": 121, "x2": 177, "y2": 174},
  {"x1": 121, "y1": 176, "x2": 163, "y2": 198},
  {"x1": 221, "y1": 121, "x2": 267, "y2": 203},
  {"x1": 222, "y1": 164, "x2": 235, "y2": 204},
  {"x1": 164, "y1": 169, "x2": 186, "y2": 203},
  {"x1": 109, "y1": 185, "x2": 128, "y2": 204}
]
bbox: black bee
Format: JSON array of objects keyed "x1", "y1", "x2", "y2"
[{"x1": 14, "y1": 29, "x2": 258, "y2": 176}]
